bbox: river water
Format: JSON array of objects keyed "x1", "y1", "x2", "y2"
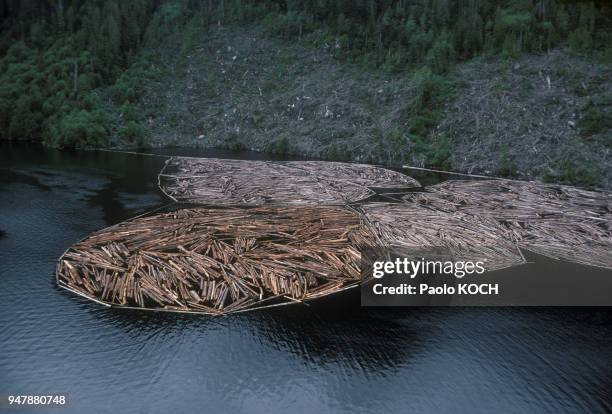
[{"x1": 1, "y1": 143, "x2": 611, "y2": 413}]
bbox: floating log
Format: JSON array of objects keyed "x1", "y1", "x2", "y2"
[
  {"x1": 58, "y1": 158, "x2": 612, "y2": 315},
  {"x1": 403, "y1": 179, "x2": 611, "y2": 222},
  {"x1": 158, "y1": 157, "x2": 420, "y2": 205},
  {"x1": 362, "y1": 179, "x2": 612, "y2": 270},
  {"x1": 359, "y1": 202, "x2": 527, "y2": 271},
  {"x1": 57, "y1": 206, "x2": 379, "y2": 315}
]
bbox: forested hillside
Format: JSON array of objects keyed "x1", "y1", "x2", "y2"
[{"x1": 1, "y1": 1, "x2": 610, "y2": 186}]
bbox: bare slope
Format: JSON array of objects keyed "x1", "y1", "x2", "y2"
[
  {"x1": 439, "y1": 50, "x2": 611, "y2": 187},
  {"x1": 141, "y1": 26, "x2": 611, "y2": 188},
  {"x1": 143, "y1": 26, "x2": 415, "y2": 162}
]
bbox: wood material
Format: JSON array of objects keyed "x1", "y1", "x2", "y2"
[
  {"x1": 362, "y1": 179, "x2": 612, "y2": 270},
  {"x1": 58, "y1": 160, "x2": 612, "y2": 316},
  {"x1": 159, "y1": 157, "x2": 420, "y2": 205},
  {"x1": 57, "y1": 206, "x2": 378, "y2": 315}
]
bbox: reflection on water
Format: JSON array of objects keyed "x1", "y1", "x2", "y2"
[{"x1": 1, "y1": 143, "x2": 611, "y2": 413}]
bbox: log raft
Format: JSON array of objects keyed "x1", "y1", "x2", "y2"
[
  {"x1": 158, "y1": 157, "x2": 420, "y2": 205},
  {"x1": 57, "y1": 206, "x2": 379, "y2": 315},
  {"x1": 361, "y1": 179, "x2": 612, "y2": 270},
  {"x1": 57, "y1": 157, "x2": 612, "y2": 315}
]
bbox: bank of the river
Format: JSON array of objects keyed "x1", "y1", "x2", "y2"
[{"x1": 135, "y1": 26, "x2": 611, "y2": 190}]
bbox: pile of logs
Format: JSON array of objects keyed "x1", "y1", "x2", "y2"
[
  {"x1": 403, "y1": 179, "x2": 611, "y2": 222},
  {"x1": 57, "y1": 156, "x2": 612, "y2": 315},
  {"x1": 57, "y1": 206, "x2": 379, "y2": 315},
  {"x1": 158, "y1": 157, "x2": 420, "y2": 205},
  {"x1": 362, "y1": 179, "x2": 612, "y2": 270},
  {"x1": 359, "y1": 202, "x2": 527, "y2": 271}
]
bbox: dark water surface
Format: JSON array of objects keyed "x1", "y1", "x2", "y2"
[{"x1": 1, "y1": 144, "x2": 611, "y2": 414}]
